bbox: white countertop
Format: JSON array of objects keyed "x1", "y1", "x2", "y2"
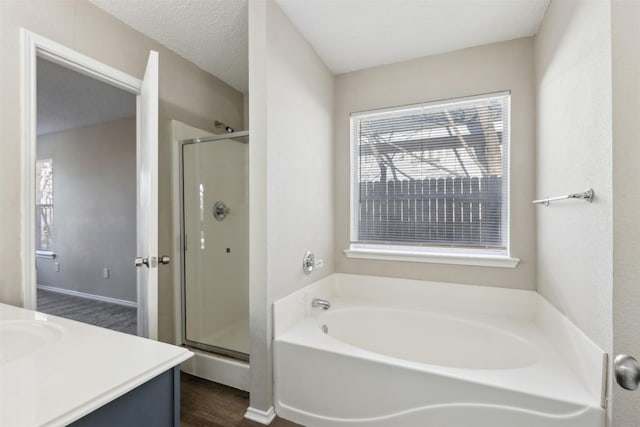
[{"x1": 0, "y1": 303, "x2": 193, "y2": 427}]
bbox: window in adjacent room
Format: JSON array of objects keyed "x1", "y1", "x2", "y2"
[
  {"x1": 36, "y1": 158, "x2": 54, "y2": 251},
  {"x1": 349, "y1": 92, "x2": 513, "y2": 263}
]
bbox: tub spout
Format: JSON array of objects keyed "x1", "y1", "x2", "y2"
[{"x1": 312, "y1": 298, "x2": 331, "y2": 310}]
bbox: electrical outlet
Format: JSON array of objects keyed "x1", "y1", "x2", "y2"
[
  {"x1": 103, "y1": 268, "x2": 109, "y2": 279},
  {"x1": 54, "y1": 262, "x2": 60, "y2": 272}
]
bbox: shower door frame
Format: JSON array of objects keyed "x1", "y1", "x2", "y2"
[{"x1": 177, "y1": 130, "x2": 250, "y2": 362}]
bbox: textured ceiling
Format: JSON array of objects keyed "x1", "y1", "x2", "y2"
[
  {"x1": 89, "y1": 0, "x2": 248, "y2": 93},
  {"x1": 275, "y1": 0, "x2": 550, "y2": 74},
  {"x1": 37, "y1": 58, "x2": 136, "y2": 136},
  {"x1": 87, "y1": 0, "x2": 548, "y2": 93}
]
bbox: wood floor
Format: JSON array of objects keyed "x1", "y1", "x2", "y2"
[
  {"x1": 37, "y1": 289, "x2": 137, "y2": 335},
  {"x1": 180, "y1": 373, "x2": 302, "y2": 427}
]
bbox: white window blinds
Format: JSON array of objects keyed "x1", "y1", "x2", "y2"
[{"x1": 351, "y1": 92, "x2": 510, "y2": 253}]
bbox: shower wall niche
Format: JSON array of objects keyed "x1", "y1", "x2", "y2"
[{"x1": 178, "y1": 122, "x2": 249, "y2": 360}]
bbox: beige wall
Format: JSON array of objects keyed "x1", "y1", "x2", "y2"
[
  {"x1": 534, "y1": 0, "x2": 612, "y2": 357},
  {"x1": 334, "y1": 38, "x2": 536, "y2": 290},
  {"x1": 249, "y1": 0, "x2": 335, "y2": 412},
  {"x1": 36, "y1": 117, "x2": 137, "y2": 303},
  {"x1": 0, "y1": 0, "x2": 244, "y2": 343},
  {"x1": 611, "y1": 1, "x2": 640, "y2": 425}
]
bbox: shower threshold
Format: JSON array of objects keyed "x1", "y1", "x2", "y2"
[
  {"x1": 185, "y1": 319, "x2": 249, "y2": 361},
  {"x1": 181, "y1": 346, "x2": 250, "y2": 391}
]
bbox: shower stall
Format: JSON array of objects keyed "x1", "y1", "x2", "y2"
[{"x1": 173, "y1": 120, "x2": 249, "y2": 388}]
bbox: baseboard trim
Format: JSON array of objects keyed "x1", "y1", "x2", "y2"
[
  {"x1": 244, "y1": 406, "x2": 276, "y2": 425},
  {"x1": 37, "y1": 284, "x2": 137, "y2": 308}
]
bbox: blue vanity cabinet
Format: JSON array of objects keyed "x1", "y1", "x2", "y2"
[{"x1": 69, "y1": 367, "x2": 181, "y2": 427}]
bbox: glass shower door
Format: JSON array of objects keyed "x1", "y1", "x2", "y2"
[{"x1": 181, "y1": 134, "x2": 249, "y2": 359}]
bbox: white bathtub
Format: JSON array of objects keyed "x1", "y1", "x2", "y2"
[{"x1": 273, "y1": 274, "x2": 606, "y2": 427}]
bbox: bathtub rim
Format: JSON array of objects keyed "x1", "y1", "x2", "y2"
[
  {"x1": 316, "y1": 303, "x2": 541, "y2": 370},
  {"x1": 273, "y1": 273, "x2": 607, "y2": 409},
  {"x1": 276, "y1": 314, "x2": 598, "y2": 411}
]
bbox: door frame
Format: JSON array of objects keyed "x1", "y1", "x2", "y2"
[{"x1": 19, "y1": 30, "x2": 153, "y2": 336}]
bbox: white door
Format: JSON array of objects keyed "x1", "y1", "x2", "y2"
[
  {"x1": 135, "y1": 51, "x2": 160, "y2": 339},
  {"x1": 22, "y1": 33, "x2": 162, "y2": 339}
]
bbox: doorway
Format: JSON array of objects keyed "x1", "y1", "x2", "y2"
[
  {"x1": 20, "y1": 30, "x2": 160, "y2": 339},
  {"x1": 35, "y1": 58, "x2": 138, "y2": 334}
]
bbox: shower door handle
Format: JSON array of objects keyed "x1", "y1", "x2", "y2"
[{"x1": 159, "y1": 255, "x2": 170, "y2": 265}]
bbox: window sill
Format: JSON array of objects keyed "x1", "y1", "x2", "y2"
[{"x1": 343, "y1": 247, "x2": 520, "y2": 268}]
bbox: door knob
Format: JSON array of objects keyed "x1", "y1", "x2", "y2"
[
  {"x1": 614, "y1": 354, "x2": 640, "y2": 390},
  {"x1": 159, "y1": 255, "x2": 170, "y2": 265},
  {"x1": 135, "y1": 257, "x2": 149, "y2": 267}
]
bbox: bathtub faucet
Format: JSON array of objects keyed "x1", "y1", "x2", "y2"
[{"x1": 312, "y1": 298, "x2": 331, "y2": 310}]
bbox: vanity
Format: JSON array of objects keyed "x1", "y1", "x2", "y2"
[{"x1": 0, "y1": 303, "x2": 193, "y2": 426}]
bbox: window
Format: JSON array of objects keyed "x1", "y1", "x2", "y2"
[
  {"x1": 36, "y1": 158, "x2": 54, "y2": 251},
  {"x1": 348, "y1": 92, "x2": 515, "y2": 265}
]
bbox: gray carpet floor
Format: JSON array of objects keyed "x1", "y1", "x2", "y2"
[{"x1": 37, "y1": 289, "x2": 137, "y2": 335}]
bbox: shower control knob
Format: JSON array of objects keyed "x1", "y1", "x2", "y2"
[
  {"x1": 614, "y1": 354, "x2": 640, "y2": 391},
  {"x1": 303, "y1": 251, "x2": 324, "y2": 275}
]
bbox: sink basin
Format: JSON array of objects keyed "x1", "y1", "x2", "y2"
[{"x1": 0, "y1": 320, "x2": 63, "y2": 363}]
